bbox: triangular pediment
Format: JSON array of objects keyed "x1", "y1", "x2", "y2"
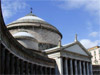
[{"x1": 64, "y1": 42, "x2": 90, "y2": 56}]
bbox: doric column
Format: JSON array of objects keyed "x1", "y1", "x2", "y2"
[
  {"x1": 79, "y1": 61, "x2": 82, "y2": 75},
  {"x1": 30, "y1": 64, "x2": 34, "y2": 74},
  {"x1": 15, "y1": 58, "x2": 18, "y2": 74},
  {"x1": 51, "y1": 68, "x2": 55, "y2": 75},
  {"x1": 83, "y1": 62, "x2": 86, "y2": 75},
  {"x1": 33, "y1": 65, "x2": 36, "y2": 74},
  {"x1": 10, "y1": 55, "x2": 15, "y2": 74},
  {"x1": 16, "y1": 58, "x2": 20, "y2": 74},
  {"x1": 45, "y1": 67, "x2": 47, "y2": 75},
  {"x1": 70, "y1": 59, "x2": 73, "y2": 75},
  {"x1": 38, "y1": 66, "x2": 41, "y2": 74},
  {"x1": 59, "y1": 57, "x2": 63, "y2": 75},
  {"x1": 25, "y1": 62, "x2": 29, "y2": 74},
  {"x1": 20, "y1": 60, "x2": 24, "y2": 74},
  {"x1": 40, "y1": 66, "x2": 43, "y2": 75},
  {"x1": 55, "y1": 65, "x2": 59, "y2": 75},
  {"x1": 42, "y1": 67, "x2": 45, "y2": 74},
  {"x1": 75, "y1": 60, "x2": 78, "y2": 75},
  {"x1": 5, "y1": 52, "x2": 10, "y2": 74},
  {"x1": 86, "y1": 62, "x2": 89, "y2": 75},
  {"x1": 65, "y1": 58, "x2": 68, "y2": 75},
  {"x1": 89, "y1": 63, "x2": 93, "y2": 75},
  {"x1": 1, "y1": 48, "x2": 6, "y2": 74},
  {"x1": 47, "y1": 67, "x2": 49, "y2": 75},
  {"x1": 49, "y1": 68, "x2": 51, "y2": 75}
]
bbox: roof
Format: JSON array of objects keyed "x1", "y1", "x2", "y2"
[
  {"x1": 44, "y1": 41, "x2": 92, "y2": 57},
  {"x1": 10, "y1": 13, "x2": 45, "y2": 23},
  {"x1": 7, "y1": 13, "x2": 62, "y2": 38},
  {"x1": 88, "y1": 46, "x2": 100, "y2": 51},
  {"x1": 13, "y1": 32, "x2": 34, "y2": 38}
]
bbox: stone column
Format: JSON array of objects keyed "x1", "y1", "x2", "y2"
[
  {"x1": 40, "y1": 66, "x2": 43, "y2": 75},
  {"x1": 25, "y1": 62, "x2": 29, "y2": 74},
  {"x1": 42, "y1": 67, "x2": 45, "y2": 74},
  {"x1": 83, "y1": 62, "x2": 86, "y2": 75},
  {"x1": 59, "y1": 57, "x2": 63, "y2": 75},
  {"x1": 70, "y1": 59, "x2": 73, "y2": 75},
  {"x1": 15, "y1": 58, "x2": 18, "y2": 74},
  {"x1": 16, "y1": 58, "x2": 20, "y2": 74},
  {"x1": 47, "y1": 67, "x2": 49, "y2": 75},
  {"x1": 1, "y1": 48, "x2": 5, "y2": 74},
  {"x1": 49, "y1": 68, "x2": 52, "y2": 75},
  {"x1": 65, "y1": 58, "x2": 68, "y2": 75},
  {"x1": 30, "y1": 64, "x2": 34, "y2": 74},
  {"x1": 79, "y1": 61, "x2": 82, "y2": 75},
  {"x1": 75, "y1": 60, "x2": 78, "y2": 75},
  {"x1": 89, "y1": 63, "x2": 93, "y2": 75},
  {"x1": 55, "y1": 65, "x2": 59, "y2": 75},
  {"x1": 20, "y1": 60, "x2": 24, "y2": 74},
  {"x1": 86, "y1": 62, "x2": 89, "y2": 75},
  {"x1": 45, "y1": 67, "x2": 47, "y2": 75},
  {"x1": 38, "y1": 66, "x2": 41, "y2": 74},
  {"x1": 10, "y1": 55, "x2": 15, "y2": 74},
  {"x1": 53, "y1": 68, "x2": 55, "y2": 74},
  {"x1": 5, "y1": 52, "x2": 10, "y2": 74},
  {"x1": 33, "y1": 65, "x2": 36, "y2": 74}
]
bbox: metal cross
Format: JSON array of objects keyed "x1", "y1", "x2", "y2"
[{"x1": 31, "y1": 8, "x2": 32, "y2": 13}]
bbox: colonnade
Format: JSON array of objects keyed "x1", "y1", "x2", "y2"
[
  {"x1": 1, "y1": 45, "x2": 55, "y2": 75},
  {"x1": 59, "y1": 57, "x2": 93, "y2": 75}
]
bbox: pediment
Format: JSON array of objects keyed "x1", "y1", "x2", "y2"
[{"x1": 64, "y1": 43, "x2": 89, "y2": 56}]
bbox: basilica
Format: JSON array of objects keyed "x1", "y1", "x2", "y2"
[{"x1": 0, "y1": 6, "x2": 93, "y2": 75}]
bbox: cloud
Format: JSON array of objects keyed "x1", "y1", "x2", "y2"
[
  {"x1": 80, "y1": 39, "x2": 100, "y2": 49},
  {"x1": 58, "y1": 0, "x2": 100, "y2": 16},
  {"x1": 89, "y1": 31, "x2": 99, "y2": 37},
  {"x1": 1, "y1": 0, "x2": 28, "y2": 19}
]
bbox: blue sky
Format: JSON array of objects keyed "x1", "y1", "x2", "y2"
[{"x1": 2, "y1": 0, "x2": 100, "y2": 48}]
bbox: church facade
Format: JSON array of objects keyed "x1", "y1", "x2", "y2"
[
  {"x1": 88, "y1": 46, "x2": 100, "y2": 75},
  {"x1": 0, "y1": 5, "x2": 93, "y2": 75}
]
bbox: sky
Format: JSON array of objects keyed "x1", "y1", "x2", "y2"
[{"x1": 1, "y1": 0, "x2": 100, "y2": 49}]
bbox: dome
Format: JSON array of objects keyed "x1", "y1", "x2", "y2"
[
  {"x1": 13, "y1": 32, "x2": 34, "y2": 38},
  {"x1": 7, "y1": 13, "x2": 62, "y2": 37},
  {"x1": 17, "y1": 14, "x2": 45, "y2": 21},
  {"x1": 14, "y1": 32, "x2": 38, "y2": 50},
  {"x1": 7, "y1": 12, "x2": 62, "y2": 50},
  {"x1": 9, "y1": 13, "x2": 45, "y2": 24}
]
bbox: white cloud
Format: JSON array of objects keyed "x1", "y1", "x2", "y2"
[
  {"x1": 58, "y1": 0, "x2": 100, "y2": 16},
  {"x1": 80, "y1": 39, "x2": 100, "y2": 49},
  {"x1": 1, "y1": 0, "x2": 28, "y2": 19},
  {"x1": 89, "y1": 31, "x2": 99, "y2": 37}
]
